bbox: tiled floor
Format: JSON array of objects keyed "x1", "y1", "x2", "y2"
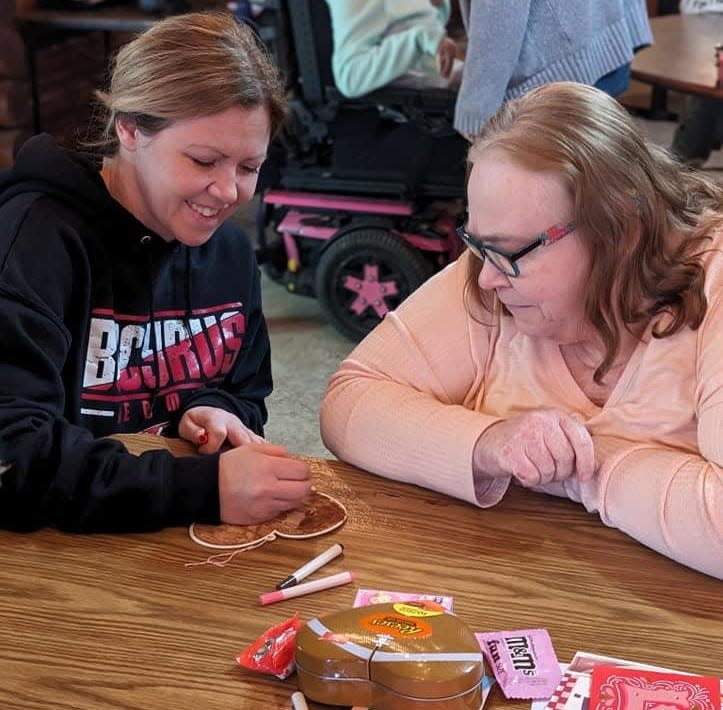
[{"x1": 255, "y1": 84, "x2": 722, "y2": 458}]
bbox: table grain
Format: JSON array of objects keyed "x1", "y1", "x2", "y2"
[{"x1": 1, "y1": 434, "x2": 720, "y2": 709}]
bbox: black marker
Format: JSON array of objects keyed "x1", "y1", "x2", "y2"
[{"x1": 275, "y1": 543, "x2": 344, "y2": 589}]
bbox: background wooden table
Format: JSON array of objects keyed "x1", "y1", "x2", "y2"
[
  {"x1": 1, "y1": 436, "x2": 721, "y2": 709},
  {"x1": 631, "y1": 13, "x2": 723, "y2": 99}
]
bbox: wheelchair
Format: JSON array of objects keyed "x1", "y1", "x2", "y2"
[{"x1": 253, "y1": 0, "x2": 468, "y2": 341}]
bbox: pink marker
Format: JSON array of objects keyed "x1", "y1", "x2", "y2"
[{"x1": 259, "y1": 571, "x2": 355, "y2": 606}]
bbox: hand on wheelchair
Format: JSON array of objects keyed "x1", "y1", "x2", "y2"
[{"x1": 436, "y1": 35, "x2": 458, "y2": 79}]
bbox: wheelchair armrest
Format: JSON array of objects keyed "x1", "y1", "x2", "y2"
[
  {"x1": 326, "y1": 84, "x2": 456, "y2": 118},
  {"x1": 367, "y1": 86, "x2": 457, "y2": 114},
  {"x1": 322, "y1": 84, "x2": 458, "y2": 136}
]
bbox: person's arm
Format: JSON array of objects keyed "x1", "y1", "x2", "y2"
[
  {"x1": 0, "y1": 211, "x2": 219, "y2": 532},
  {"x1": 578, "y1": 438, "x2": 722, "y2": 579},
  {"x1": 577, "y1": 290, "x2": 723, "y2": 579},
  {"x1": 326, "y1": 0, "x2": 448, "y2": 98},
  {"x1": 320, "y1": 256, "x2": 507, "y2": 505},
  {"x1": 0, "y1": 292, "x2": 221, "y2": 533},
  {"x1": 453, "y1": 0, "x2": 531, "y2": 136}
]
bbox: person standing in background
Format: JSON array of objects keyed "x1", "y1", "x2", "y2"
[
  {"x1": 670, "y1": 0, "x2": 723, "y2": 166},
  {"x1": 454, "y1": 0, "x2": 652, "y2": 137}
]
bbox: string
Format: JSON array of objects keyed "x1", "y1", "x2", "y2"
[{"x1": 184, "y1": 533, "x2": 277, "y2": 567}]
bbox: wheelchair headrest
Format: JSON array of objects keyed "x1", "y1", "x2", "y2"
[{"x1": 285, "y1": 0, "x2": 335, "y2": 106}]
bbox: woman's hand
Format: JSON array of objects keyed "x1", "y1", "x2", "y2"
[
  {"x1": 218, "y1": 442, "x2": 312, "y2": 524},
  {"x1": 472, "y1": 408, "x2": 596, "y2": 487},
  {"x1": 179, "y1": 406, "x2": 265, "y2": 453},
  {"x1": 436, "y1": 35, "x2": 457, "y2": 79}
]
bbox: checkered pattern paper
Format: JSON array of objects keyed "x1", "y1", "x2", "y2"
[{"x1": 545, "y1": 672, "x2": 585, "y2": 710}]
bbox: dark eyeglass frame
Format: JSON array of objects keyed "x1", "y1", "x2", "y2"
[{"x1": 456, "y1": 221, "x2": 577, "y2": 277}]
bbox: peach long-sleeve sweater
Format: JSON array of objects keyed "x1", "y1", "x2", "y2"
[{"x1": 320, "y1": 241, "x2": 723, "y2": 579}]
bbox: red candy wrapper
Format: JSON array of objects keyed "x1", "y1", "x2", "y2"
[
  {"x1": 236, "y1": 613, "x2": 303, "y2": 680},
  {"x1": 476, "y1": 628, "x2": 562, "y2": 699}
]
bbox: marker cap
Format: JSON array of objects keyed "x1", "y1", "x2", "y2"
[
  {"x1": 276, "y1": 574, "x2": 298, "y2": 590},
  {"x1": 260, "y1": 589, "x2": 285, "y2": 605}
]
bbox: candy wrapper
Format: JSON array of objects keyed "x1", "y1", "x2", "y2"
[
  {"x1": 353, "y1": 588, "x2": 454, "y2": 611},
  {"x1": 476, "y1": 628, "x2": 562, "y2": 699},
  {"x1": 236, "y1": 613, "x2": 303, "y2": 679}
]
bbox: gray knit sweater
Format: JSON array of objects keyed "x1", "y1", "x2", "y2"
[{"x1": 454, "y1": 0, "x2": 652, "y2": 136}]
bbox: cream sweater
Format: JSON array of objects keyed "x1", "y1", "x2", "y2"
[
  {"x1": 325, "y1": 0, "x2": 450, "y2": 98},
  {"x1": 320, "y1": 240, "x2": 723, "y2": 579}
]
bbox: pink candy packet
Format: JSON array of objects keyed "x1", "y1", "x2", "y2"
[
  {"x1": 475, "y1": 628, "x2": 562, "y2": 699},
  {"x1": 353, "y1": 588, "x2": 454, "y2": 611}
]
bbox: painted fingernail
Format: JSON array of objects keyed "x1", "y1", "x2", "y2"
[{"x1": 197, "y1": 431, "x2": 208, "y2": 445}]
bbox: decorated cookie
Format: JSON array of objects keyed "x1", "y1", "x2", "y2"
[{"x1": 189, "y1": 491, "x2": 347, "y2": 550}]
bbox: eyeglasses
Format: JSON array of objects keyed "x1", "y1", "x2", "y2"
[{"x1": 456, "y1": 221, "x2": 576, "y2": 277}]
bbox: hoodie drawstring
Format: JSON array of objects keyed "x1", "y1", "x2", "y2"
[
  {"x1": 140, "y1": 237, "x2": 195, "y2": 427},
  {"x1": 185, "y1": 247, "x2": 193, "y2": 333},
  {"x1": 140, "y1": 234, "x2": 160, "y2": 418}
]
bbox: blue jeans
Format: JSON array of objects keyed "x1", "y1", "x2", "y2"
[{"x1": 594, "y1": 63, "x2": 632, "y2": 97}]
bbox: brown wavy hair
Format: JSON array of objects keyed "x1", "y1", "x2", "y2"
[
  {"x1": 464, "y1": 81, "x2": 722, "y2": 383},
  {"x1": 88, "y1": 11, "x2": 288, "y2": 154}
]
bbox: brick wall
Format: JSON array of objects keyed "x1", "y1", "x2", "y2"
[{"x1": 0, "y1": 0, "x2": 108, "y2": 168}]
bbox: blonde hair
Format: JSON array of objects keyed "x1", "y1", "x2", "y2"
[
  {"x1": 465, "y1": 81, "x2": 722, "y2": 382},
  {"x1": 91, "y1": 11, "x2": 288, "y2": 154}
]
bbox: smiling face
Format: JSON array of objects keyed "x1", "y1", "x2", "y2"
[
  {"x1": 467, "y1": 148, "x2": 592, "y2": 344},
  {"x1": 109, "y1": 104, "x2": 271, "y2": 245}
]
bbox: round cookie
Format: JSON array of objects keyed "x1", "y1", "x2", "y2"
[{"x1": 189, "y1": 491, "x2": 347, "y2": 549}]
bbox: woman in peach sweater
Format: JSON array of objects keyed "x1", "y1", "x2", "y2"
[{"x1": 320, "y1": 82, "x2": 723, "y2": 579}]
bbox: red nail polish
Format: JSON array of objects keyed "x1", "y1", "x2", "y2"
[{"x1": 198, "y1": 433, "x2": 208, "y2": 445}]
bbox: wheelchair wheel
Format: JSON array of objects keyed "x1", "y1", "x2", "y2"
[{"x1": 315, "y1": 228, "x2": 434, "y2": 341}]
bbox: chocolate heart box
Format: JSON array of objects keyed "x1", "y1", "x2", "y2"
[{"x1": 295, "y1": 601, "x2": 486, "y2": 709}]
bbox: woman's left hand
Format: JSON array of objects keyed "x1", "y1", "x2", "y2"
[
  {"x1": 436, "y1": 36, "x2": 457, "y2": 79},
  {"x1": 179, "y1": 406, "x2": 266, "y2": 453}
]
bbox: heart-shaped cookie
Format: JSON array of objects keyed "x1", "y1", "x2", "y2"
[
  {"x1": 189, "y1": 491, "x2": 347, "y2": 550},
  {"x1": 105, "y1": 434, "x2": 347, "y2": 556}
]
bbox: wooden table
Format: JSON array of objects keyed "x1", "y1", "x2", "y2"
[
  {"x1": 15, "y1": 1, "x2": 279, "y2": 134},
  {"x1": 1, "y1": 435, "x2": 721, "y2": 710},
  {"x1": 15, "y1": 4, "x2": 161, "y2": 134},
  {"x1": 16, "y1": 4, "x2": 162, "y2": 33},
  {"x1": 631, "y1": 13, "x2": 723, "y2": 100}
]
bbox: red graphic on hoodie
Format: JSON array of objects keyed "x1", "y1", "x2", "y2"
[{"x1": 80, "y1": 303, "x2": 245, "y2": 423}]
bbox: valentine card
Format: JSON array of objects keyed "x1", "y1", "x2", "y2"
[{"x1": 589, "y1": 664, "x2": 720, "y2": 710}]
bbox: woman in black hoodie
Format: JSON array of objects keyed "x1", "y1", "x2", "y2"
[{"x1": 0, "y1": 12, "x2": 311, "y2": 532}]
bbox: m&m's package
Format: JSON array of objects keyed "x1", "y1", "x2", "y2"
[{"x1": 476, "y1": 628, "x2": 562, "y2": 699}]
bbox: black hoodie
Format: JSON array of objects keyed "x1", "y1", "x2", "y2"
[{"x1": 0, "y1": 134, "x2": 272, "y2": 532}]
